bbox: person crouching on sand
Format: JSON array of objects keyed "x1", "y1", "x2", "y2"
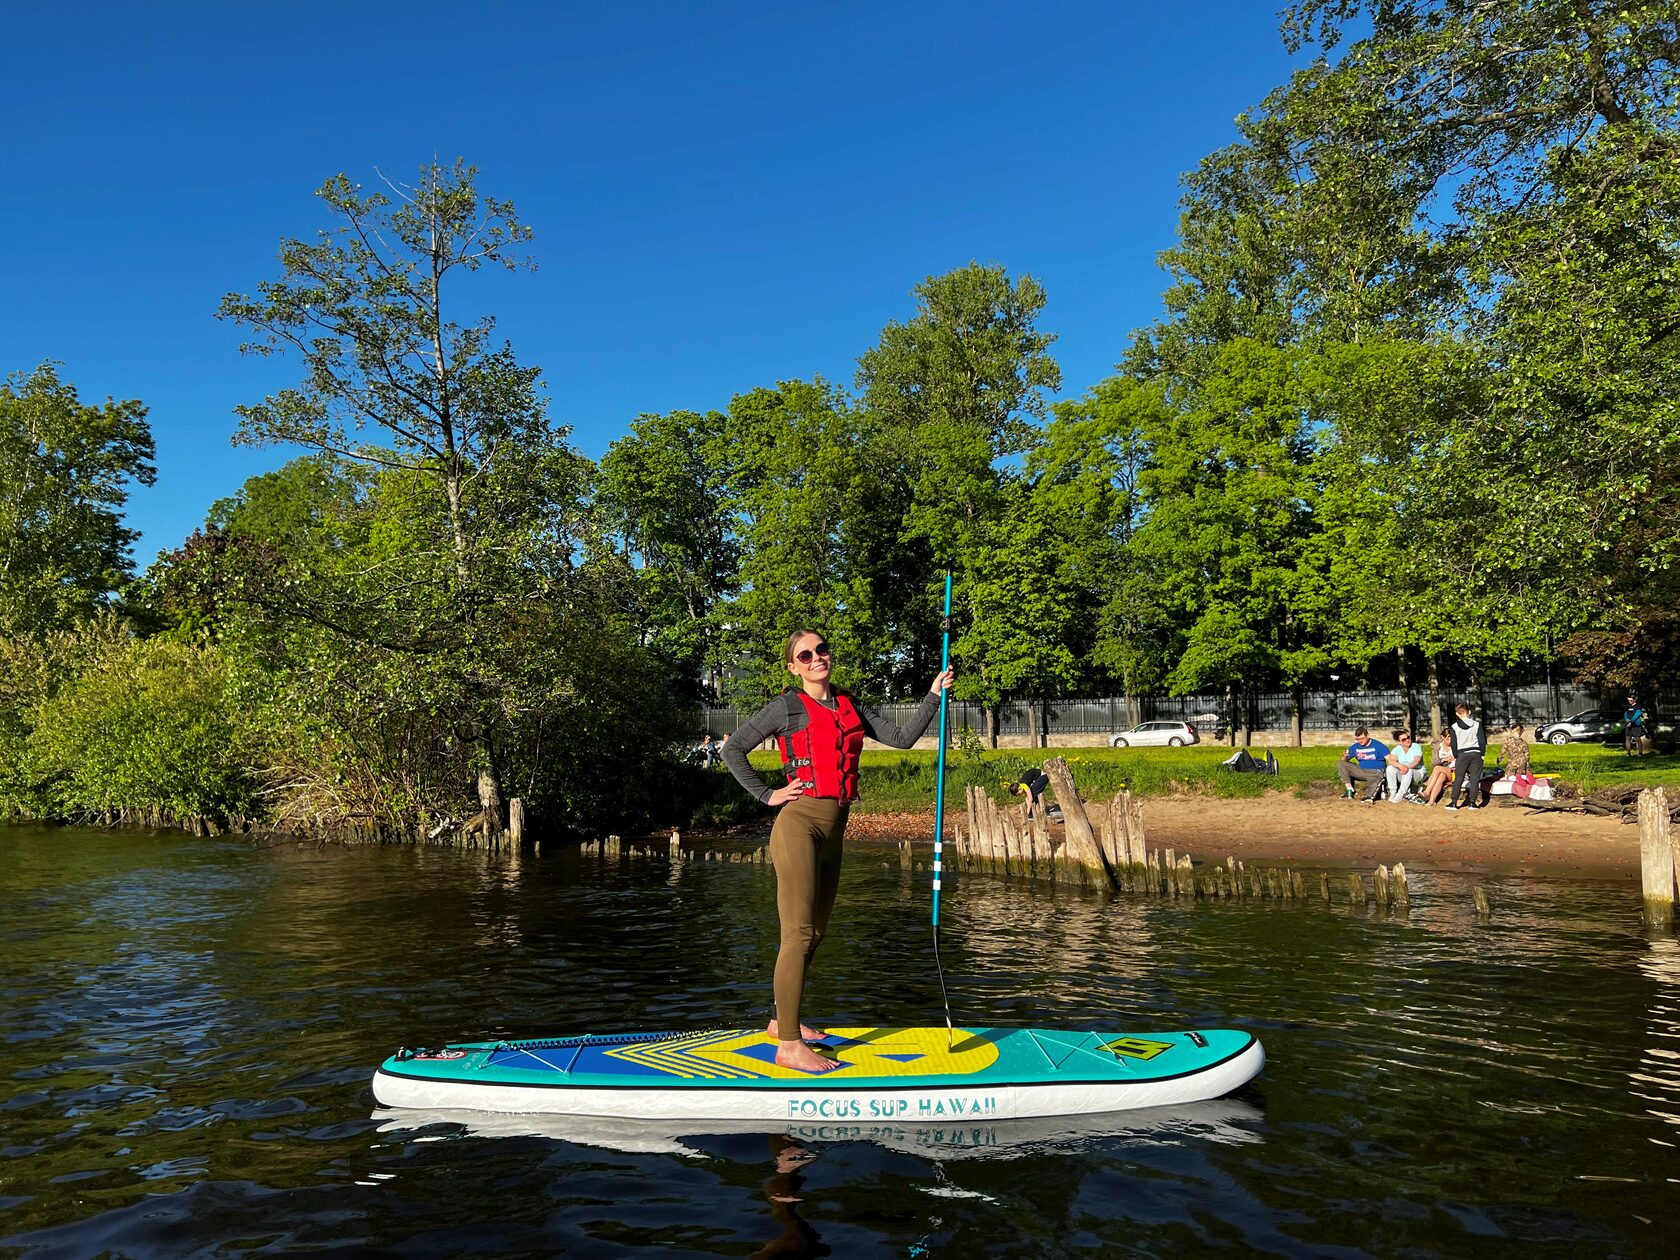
[{"x1": 722, "y1": 630, "x2": 952, "y2": 1074}]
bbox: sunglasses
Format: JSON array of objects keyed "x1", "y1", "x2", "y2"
[{"x1": 794, "y1": 643, "x2": 832, "y2": 664}]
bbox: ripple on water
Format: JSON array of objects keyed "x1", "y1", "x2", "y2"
[{"x1": 3, "y1": 827, "x2": 1680, "y2": 1256}]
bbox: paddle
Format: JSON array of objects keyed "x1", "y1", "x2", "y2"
[{"x1": 931, "y1": 570, "x2": 955, "y2": 1043}]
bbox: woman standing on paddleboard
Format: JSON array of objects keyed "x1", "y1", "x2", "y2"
[{"x1": 722, "y1": 630, "x2": 952, "y2": 1073}]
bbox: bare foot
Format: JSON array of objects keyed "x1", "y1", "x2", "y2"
[
  {"x1": 775, "y1": 1040, "x2": 841, "y2": 1073},
  {"x1": 766, "y1": 1019, "x2": 825, "y2": 1041}
]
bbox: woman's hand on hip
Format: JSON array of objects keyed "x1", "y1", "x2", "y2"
[
  {"x1": 930, "y1": 668, "x2": 954, "y2": 696},
  {"x1": 767, "y1": 783, "x2": 806, "y2": 807}
]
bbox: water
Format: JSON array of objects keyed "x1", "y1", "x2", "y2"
[{"x1": 2, "y1": 826, "x2": 1678, "y2": 1258}]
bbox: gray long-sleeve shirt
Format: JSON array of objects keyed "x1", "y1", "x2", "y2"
[
  {"x1": 1449, "y1": 717, "x2": 1485, "y2": 756},
  {"x1": 721, "y1": 688, "x2": 942, "y2": 804}
]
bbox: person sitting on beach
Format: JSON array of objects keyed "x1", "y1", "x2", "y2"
[
  {"x1": 1337, "y1": 727, "x2": 1390, "y2": 802},
  {"x1": 693, "y1": 734, "x2": 722, "y2": 768},
  {"x1": 1501, "y1": 724, "x2": 1531, "y2": 777},
  {"x1": 1384, "y1": 729, "x2": 1425, "y2": 803},
  {"x1": 1421, "y1": 730, "x2": 1455, "y2": 805}
]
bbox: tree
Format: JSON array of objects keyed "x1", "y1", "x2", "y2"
[
  {"x1": 719, "y1": 380, "x2": 861, "y2": 703},
  {"x1": 218, "y1": 161, "x2": 640, "y2": 834},
  {"x1": 1033, "y1": 377, "x2": 1173, "y2": 726},
  {"x1": 0, "y1": 364, "x2": 155, "y2": 635},
  {"x1": 855, "y1": 263, "x2": 1061, "y2": 739},
  {"x1": 1129, "y1": 340, "x2": 1325, "y2": 742},
  {"x1": 596, "y1": 409, "x2": 739, "y2": 701}
]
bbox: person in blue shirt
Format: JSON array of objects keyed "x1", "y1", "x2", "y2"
[
  {"x1": 1337, "y1": 727, "x2": 1391, "y2": 802},
  {"x1": 1624, "y1": 695, "x2": 1648, "y2": 757}
]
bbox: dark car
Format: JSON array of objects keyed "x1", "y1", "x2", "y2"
[{"x1": 1534, "y1": 709, "x2": 1675, "y2": 746}]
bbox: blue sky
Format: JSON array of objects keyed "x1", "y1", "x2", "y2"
[{"x1": 3, "y1": 2, "x2": 1302, "y2": 562}]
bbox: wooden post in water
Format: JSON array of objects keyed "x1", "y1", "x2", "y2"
[
  {"x1": 1319, "y1": 871, "x2": 1331, "y2": 903},
  {"x1": 1639, "y1": 787, "x2": 1675, "y2": 928},
  {"x1": 1393, "y1": 862, "x2": 1410, "y2": 909},
  {"x1": 989, "y1": 794, "x2": 1007, "y2": 875},
  {"x1": 508, "y1": 798, "x2": 526, "y2": 847},
  {"x1": 1126, "y1": 796, "x2": 1148, "y2": 890},
  {"x1": 1374, "y1": 865, "x2": 1391, "y2": 910},
  {"x1": 1041, "y1": 756, "x2": 1114, "y2": 888},
  {"x1": 1473, "y1": 884, "x2": 1492, "y2": 917},
  {"x1": 1001, "y1": 810, "x2": 1022, "y2": 878},
  {"x1": 1347, "y1": 872, "x2": 1365, "y2": 906}
]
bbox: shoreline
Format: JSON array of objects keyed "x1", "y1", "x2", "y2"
[{"x1": 834, "y1": 791, "x2": 1643, "y2": 879}]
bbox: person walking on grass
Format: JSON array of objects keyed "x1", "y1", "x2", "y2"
[
  {"x1": 1337, "y1": 727, "x2": 1389, "y2": 802},
  {"x1": 1624, "y1": 695, "x2": 1648, "y2": 757},
  {"x1": 722, "y1": 630, "x2": 953, "y2": 1074},
  {"x1": 1446, "y1": 703, "x2": 1486, "y2": 811}
]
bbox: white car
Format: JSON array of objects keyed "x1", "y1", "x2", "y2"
[{"x1": 1109, "y1": 720, "x2": 1199, "y2": 748}]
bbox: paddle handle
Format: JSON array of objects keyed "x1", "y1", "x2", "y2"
[{"x1": 932, "y1": 571, "x2": 952, "y2": 927}]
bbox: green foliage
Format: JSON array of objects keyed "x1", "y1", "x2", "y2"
[
  {"x1": 0, "y1": 364, "x2": 155, "y2": 635},
  {"x1": 596, "y1": 408, "x2": 739, "y2": 700},
  {"x1": 0, "y1": 624, "x2": 248, "y2": 821},
  {"x1": 207, "y1": 163, "x2": 680, "y2": 836},
  {"x1": 852, "y1": 263, "x2": 1064, "y2": 724},
  {"x1": 717, "y1": 379, "x2": 865, "y2": 704}
]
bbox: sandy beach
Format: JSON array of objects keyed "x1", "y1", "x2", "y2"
[{"x1": 843, "y1": 792, "x2": 1643, "y2": 879}]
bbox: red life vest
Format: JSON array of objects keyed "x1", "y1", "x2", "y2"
[{"x1": 778, "y1": 689, "x2": 866, "y2": 803}]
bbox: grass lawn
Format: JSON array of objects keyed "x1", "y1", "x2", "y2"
[{"x1": 736, "y1": 741, "x2": 1680, "y2": 815}]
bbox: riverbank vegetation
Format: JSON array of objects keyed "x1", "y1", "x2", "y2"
[
  {"x1": 2, "y1": 2, "x2": 1676, "y2": 838},
  {"x1": 714, "y1": 743, "x2": 1680, "y2": 817}
]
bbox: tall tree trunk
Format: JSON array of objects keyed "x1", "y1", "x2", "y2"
[
  {"x1": 986, "y1": 705, "x2": 998, "y2": 750},
  {"x1": 1396, "y1": 646, "x2": 1414, "y2": 732},
  {"x1": 1039, "y1": 698, "x2": 1050, "y2": 749},
  {"x1": 1027, "y1": 699, "x2": 1039, "y2": 749},
  {"x1": 1291, "y1": 683, "x2": 1304, "y2": 748},
  {"x1": 1225, "y1": 681, "x2": 1238, "y2": 747},
  {"x1": 1427, "y1": 654, "x2": 1443, "y2": 739}
]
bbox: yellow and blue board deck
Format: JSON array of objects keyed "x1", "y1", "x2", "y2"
[{"x1": 372, "y1": 1026, "x2": 1263, "y2": 1122}]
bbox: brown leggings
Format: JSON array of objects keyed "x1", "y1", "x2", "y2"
[{"x1": 769, "y1": 793, "x2": 849, "y2": 1041}]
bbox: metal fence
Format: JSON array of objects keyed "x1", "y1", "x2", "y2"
[{"x1": 699, "y1": 683, "x2": 1675, "y2": 739}]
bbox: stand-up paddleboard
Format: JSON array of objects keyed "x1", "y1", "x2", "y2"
[{"x1": 372, "y1": 1025, "x2": 1262, "y2": 1122}]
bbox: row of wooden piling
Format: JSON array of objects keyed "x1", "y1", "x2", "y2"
[
  {"x1": 574, "y1": 819, "x2": 1513, "y2": 918},
  {"x1": 577, "y1": 833, "x2": 771, "y2": 864}
]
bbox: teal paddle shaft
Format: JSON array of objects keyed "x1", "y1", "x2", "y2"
[
  {"x1": 932, "y1": 570, "x2": 953, "y2": 926},
  {"x1": 931, "y1": 571, "x2": 955, "y2": 1041}
]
